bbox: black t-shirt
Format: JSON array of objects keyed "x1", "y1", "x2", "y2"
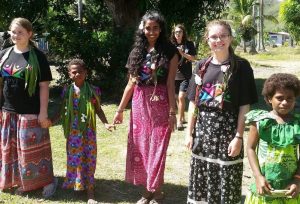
[
  {"x1": 175, "y1": 40, "x2": 196, "y2": 80},
  {"x1": 187, "y1": 57, "x2": 258, "y2": 112},
  {"x1": 0, "y1": 47, "x2": 52, "y2": 114},
  {"x1": 126, "y1": 42, "x2": 177, "y2": 86}
]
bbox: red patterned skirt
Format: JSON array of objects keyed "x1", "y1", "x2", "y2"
[
  {"x1": 0, "y1": 111, "x2": 54, "y2": 191},
  {"x1": 125, "y1": 85, "x2": 172, "y2": 192}
]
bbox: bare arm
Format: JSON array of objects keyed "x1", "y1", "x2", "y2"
[
  {"x1": 167, "y1": 54, "x2": 178, "y2": 131},
  {"x1": 177, "y1": 48, "x2": 196, "y2": 62},
  {"x1": 38, "y1": 81, "x2": 50, "y2": 127},
  {"x1": 113, "y1": 76, "x2": 135, "y2": 124},
  {"x1": 185, "y1": 101, "x2": 197, "y2": 150},
  {"x1": 247, "y1": 123, "x2": 272, "y2": 195},
  {"x1": 228, "y1": 104, "x2": 249, "y2": 157}
]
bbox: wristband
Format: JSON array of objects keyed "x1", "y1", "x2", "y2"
[
  {"x1": 116, "y1": 109, "x2": 124, "y2": 113},
  {"x1": 235, "y1": 135, "x2": 243, "y2": 140}
]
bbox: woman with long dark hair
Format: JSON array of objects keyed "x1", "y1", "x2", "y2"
[{"x1": 113, "y1": 11, "x2": 178, "y2": 204}]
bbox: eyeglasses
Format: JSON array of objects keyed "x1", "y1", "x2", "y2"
[
  {"x1": 175, "y1": 30, "x2": 183, "y2": 34},
  {"x1": 208, "y1": 34, "x2": 230, "y2": 41}
]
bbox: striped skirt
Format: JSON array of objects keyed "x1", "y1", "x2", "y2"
[
  {"x1": 187, "y1": 106, "x2": 243, "y2": 204},
  {"x1": 0, "y1": 111, "x2": 54, "y2": 191}
]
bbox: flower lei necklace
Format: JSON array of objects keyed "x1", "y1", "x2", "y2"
[
  {"x1": 131, "y1": 47, "x2": 161, "y2": 101},
  {"x1": 61, "y1": 82, "x2": 101, "y2": 138}
]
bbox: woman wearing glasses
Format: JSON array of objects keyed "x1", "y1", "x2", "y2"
[
  {"x1": 186, "y1": 20, "x2": 258, "y2": 203},
  {"x1": 170, "y1": 24, "x2": 196, "y2": 130}
]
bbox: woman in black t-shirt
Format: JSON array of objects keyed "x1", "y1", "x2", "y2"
[
  {"x1": 170, "y1": 24, "x2": 196, "y2": 130},
  {"x1": 113, "y1": 11, "x2": 178, "y2": 203},
  {"x1": 186, "y1": 20, "x2": 258, "y2": 204},
  {"x1": 0, "y1": 18, "x2": 57, "y2": 198}
]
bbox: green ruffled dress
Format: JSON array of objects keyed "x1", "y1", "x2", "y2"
[{"x1": 244, "y1": 110, "x2": 300, "y2": 204}]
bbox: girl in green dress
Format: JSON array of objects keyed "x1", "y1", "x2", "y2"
[{"x1": 245, "y1": 73, "x2": 300, "y2": 204}]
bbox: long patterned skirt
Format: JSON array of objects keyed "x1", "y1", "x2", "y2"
[
  {"x1": 126, "y1": 85, "x2": 171, "y2": 192},
  {"x1": 187, "y1": 106, "x2": 243, "y2": 204},
  {"x1": 0, "y1": 112, "x2": 54, "y2": 191}
]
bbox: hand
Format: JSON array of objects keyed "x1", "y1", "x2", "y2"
[
  {"x1": 255, "y1": 175, "x2": 272, "y2": 195},
  {"x1": 104, "y1": 123, "x2": 116, "y2": 131},
  {"x1": 113, "y1": 112, "x2": 123, "y2": 125},
  {"x1": 286, "y1": 183, "x2": 300, "y2": 198},
  {"x1": 40, "y1": 118, "x2": 52, "y2": 128},
  {"x1": 38, "y1": 113, "x2": 50, "y2": 128},
  {"x1": 185, "y1": 135, "x2": 193, "y2": 150},
  {"x1": 177, "y1": 47, "x2": 184, "y2": 56},
  {"x1": 228, "y1": 137, "x2": 242, "y2": 157},
  {"x1": 168, "y1": 115, "x2": 176, "y2": 132}
]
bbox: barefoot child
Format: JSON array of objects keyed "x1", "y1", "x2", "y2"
[
  {"x1": 50, "y1": 59, "x2": 115, "y2": 203},
  {"x1": 245, "y1": 73, "x2": 300, "y2": 203}
]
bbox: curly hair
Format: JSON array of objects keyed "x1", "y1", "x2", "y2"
[
  {"x1": 128, "y1": 10, "x2": 168, "y2": 77},
  {"x1": 262, "y1": 73, "x2": 300, "y2": 102},
  {"x1": 170, "y1": 24, "x2": 187, "y2": 45},
  {"x1": 68, "y1": 58, "x2": 87, "y2": 71}
]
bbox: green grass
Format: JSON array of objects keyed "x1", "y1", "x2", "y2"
[{"x1": 1, "y1": 46, "x2": 300, "y2": 203}]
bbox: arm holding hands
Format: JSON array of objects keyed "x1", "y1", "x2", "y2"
[
  {"x1": 167, "y1": 54, "x2": 178, "y2": 132},
  {"x1": 38, "y1": 81, "x2": 51, "y2": 128},
  {"x1": 95, "y1": 103, "x2": 115, "y2": 131},
  {"x1": 228, "y1": 104, "x2": 249, "y2": 157},
  {"x1": 247, "y1": 123, "x2": 272, "y2": 195},
  {"x1": 113, "y1": 76, "x2": 135, "y2": 125}
]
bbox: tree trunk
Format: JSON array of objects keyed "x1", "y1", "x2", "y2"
[
  {"x1": 243, "y1": 40, "x2": 247, "y2": 53},
  {"x1": 249, "y1": 4, "x2": 257, "y2": 54},
  {"x1": 258, "y1": 0, "x2": 265, "y2": 51},
  {"x1": 104, "y1": 0, "x2": 140, "y2": 30}
]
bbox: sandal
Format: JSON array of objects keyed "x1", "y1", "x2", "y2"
[
  {"x1": 150, "y1": 192, "x2": 164, "y2": 204},
  {"x1": 42, "y1": 177, "x2": 58, "y2": 198},
  {"x1": 136, "y1": 194, "x2": 153, "y2": 204},
  {"x1": 177, "y1": 122, "x2": 184, "y2": 131},
  {"x1": 15, "y1": 187, "x2": 24, "y2": 195}
]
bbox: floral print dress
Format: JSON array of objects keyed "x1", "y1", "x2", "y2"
[{"x1": 61, "y1": 84, "x2": 98, "y2": 191}]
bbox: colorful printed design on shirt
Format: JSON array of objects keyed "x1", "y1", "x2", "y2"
[
  {"x1": 198, "y1": 82, "x2": 230, "y2": 109},
  {"x1": 1, "y1": 63, "x2": 25, "y2": 79}
]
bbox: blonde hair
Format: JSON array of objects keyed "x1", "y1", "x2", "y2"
[{"x1": 9, "y1": 17, "x2": 36, "y2": 47}]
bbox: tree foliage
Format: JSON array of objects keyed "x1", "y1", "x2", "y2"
[
  {"x1": 0, "y1": 0, "x2": 48, "y2": 31},
  {"x1": 279, "y1": 0, "x2": 300, "y2": 42},
  {"x1": 0, "y1": 0, "x2": 231, "y2": 99}
]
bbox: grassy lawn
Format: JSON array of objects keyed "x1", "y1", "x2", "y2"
[{"x1": 1, "y1": 45, "x2": 300, "y2": 203}]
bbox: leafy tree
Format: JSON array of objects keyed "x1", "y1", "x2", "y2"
[
  {"x1": 279, "y1": 0, "x2": 300, "y2": 43},
  {"x1": 0, "y1": 0, "x2": 48, "y2": 31}
]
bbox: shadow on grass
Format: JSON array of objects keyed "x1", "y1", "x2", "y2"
[{"x1": 18, "y1": 177, "x2": 187, "y2": 203}]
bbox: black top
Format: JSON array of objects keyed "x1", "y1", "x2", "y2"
[
  {"x1": 126, "y1": 42, "x2": 177, "y2": 86},
  {"x1": 187, "y1": 57, "x2": 258, "y2": 112},
  {"x1": 0, "y1": 47, "x2": 52, "y2": 114},
  {"x1": 175, "y1": 40, "x2": 196, "y2": 80}
]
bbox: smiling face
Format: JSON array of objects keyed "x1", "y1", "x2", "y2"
[
  {"x1": 268, "y1": 89, "x2": 296, "y2": 117},
  {"x1": 207, "y1": 24, "x2": 232, "y2": 53},
  {"x1": 143, "y1": 19, "x2": 161, "y2": 46},
  {"x1": 9, "y1": 24, "x2": 32, "y2": 47},
  {"x1": 68, "y1": 64, "x2": 87, "y2": 87}
]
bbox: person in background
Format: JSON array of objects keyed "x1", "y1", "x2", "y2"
[
  {"x1": 185, "y1": 19, "x2": 258, "y2": 203},
  {"x1": 113, "y1": 10, "x2": 178, "y2": 204},
  {"x1": 0, "y1": 17, "x2": 57, "y2": 198},
  {"x1": 170, "y1": 24, "x2": 196, "y2": 130}
]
